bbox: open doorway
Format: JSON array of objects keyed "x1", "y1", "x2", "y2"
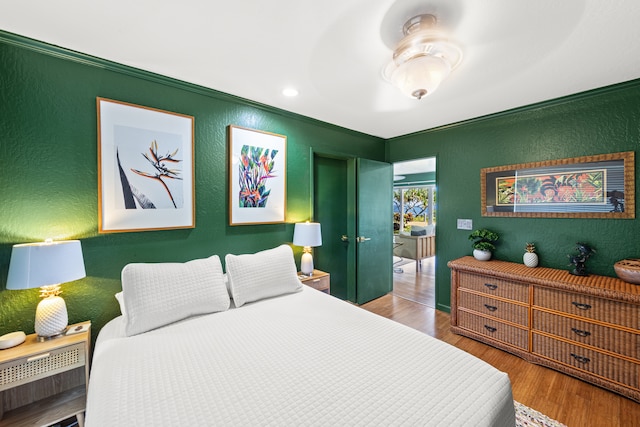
[{"x1": 392, "y1": 158, "x2": 436, "y2": 308}]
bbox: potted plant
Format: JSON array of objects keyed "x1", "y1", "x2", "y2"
[
  {"x1": 468, "y1": 229, "x2": 499, "y2": 261},
  {"x1": 523, "y1": 242, "x2": 539, "y2": 267}
]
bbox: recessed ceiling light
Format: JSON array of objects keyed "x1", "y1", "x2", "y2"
[{"x1": 282, "y1": 88, "x2": 299, "y2": 97}]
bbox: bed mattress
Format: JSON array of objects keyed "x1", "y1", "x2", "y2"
[{"x1": 85, "y1": 287, "x2": 514, "y2": 426}]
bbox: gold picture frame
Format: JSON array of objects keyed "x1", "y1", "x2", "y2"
[
  {"x1": 481, "y1": 151, "x2": 634, "y2": 218},
  {"x1": 228, "y1": 125, "x2": 287, "y2": 225},
  {"x1": 97, "y1": 98, "x2": 195, "y2": 232}
]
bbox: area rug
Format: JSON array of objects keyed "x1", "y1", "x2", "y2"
[{"x1": 515, "y1": 400, "x2": 567, "y2": 427}]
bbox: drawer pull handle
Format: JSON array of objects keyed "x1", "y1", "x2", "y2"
[
  {"x1": 484, "y1": 283, "x2": 498, "y2": 290},
  {"x1": 484, "y1": 304, "x2": 498, "y2": 312},
  {"x1": 572, "y1": 301, "x2": 592, "y2": 310},
  {"x1": 27, "y1": 353, "x2": 51, "y2": 362},
  {"x1": 312, "y1": 279, "x2": 320, "y2": 283},
  {"x1": 570, "y1": 353, "x2": 590, "y2": 364},
  {"x1": 571, "y1": 327, "x2": 591, "y2": 337},
  {"x1": 484, "y1": 325, "x2": 497, "y2": 333}
]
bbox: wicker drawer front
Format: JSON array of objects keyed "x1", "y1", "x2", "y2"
[
  {"x1": 534, "y1": 287, "x2": 638, "y2": 329},
  {"x1": 533, "y1": 334, "x2": 639, "y2": 388},
  {"x1": 459, "y1": 291, "x2": 529, "y2": 326},
  {"x1": 533, "y1": 309, "x2": 639, "y2": 359},
  {"x1": 458, "y1": 272, "x2": 528, "y2": 302},
  {"x1": 0, "y1": 343, "x2": 85, "y2": 391},
  {"x1": 458, "y1": 310, "x2": 528, "y2": 350}
]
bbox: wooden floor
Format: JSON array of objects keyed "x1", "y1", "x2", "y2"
[
  {"x1": 361, "y1": 294, "x2": 640, "y2": 427},
  {"x1": 393, "y1": 257, "x2": 435, "y2": 308}
]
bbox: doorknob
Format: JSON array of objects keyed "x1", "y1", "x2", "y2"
[
  {"x1": 356, "y1": 236, "x2": 371, "y2": 243},
  {"x1": 341, "y1": 235, "x2": 349, "y2": 242}
]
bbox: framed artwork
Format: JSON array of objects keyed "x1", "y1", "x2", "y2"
[
  {"x1": 481, "y1": 151, "x2": 634, "y2": 218},
  {"x1": 97, "y1": 97, "x2": 195, "y2": 233},
  {"x1": 228, "y1": 125, "x2": 286, "y2": 225}
]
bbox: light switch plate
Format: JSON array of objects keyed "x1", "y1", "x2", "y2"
[{"x1": 457, "y1": 219, "x2": 473, "y2": 230}]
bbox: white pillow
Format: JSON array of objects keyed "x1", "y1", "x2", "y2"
[
  {"x1": 115, "y1": 292, "x2": 126, "y2": 316},
  {"x1": 121, "y1": 255, "x2": 230, "y2": 336},
  {"x1": 225, "y1": 245, "x2": 302, "y2": 307}
]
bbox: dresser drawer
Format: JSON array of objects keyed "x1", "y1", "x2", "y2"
[
  {"x1": 534, "y1": 287, "x2": 638, "y2": 329},
  {"x1": 459, "y1": 291, "x2": 529, "y2": 326},
  {"x1": 533, "y1": 309, "x2": 639, "y2": 359},
  {"x1": 458, "y1": 310, "x2": 528, "y2": 350},
  {"x1": 458, "y1": 272, "x2": 528, "y2": 302},
  {"x1": 0, "y1": 342, "x2": 85, "y2": 391},
  {"x1": 533, "y1": 333, "x2": 638, "y2": 389}
]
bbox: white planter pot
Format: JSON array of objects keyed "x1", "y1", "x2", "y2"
[
  {"x1": 473, "y1": 249, "x2": 492, "y2": 261},
  {"x1": 523, "y1": 252, "x2": 539, "y2": 268}
]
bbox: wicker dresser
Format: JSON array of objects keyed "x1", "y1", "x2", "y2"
[{"x1": 449, "y1": 256, "x2": 640, "y2": 402}]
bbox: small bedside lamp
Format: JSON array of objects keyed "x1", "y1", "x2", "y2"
[
  {"x1": 293, "y1": 222, "x2": 322, "y2": 275},
  {"x1": 7, "y1": 239, "x2": 86, "y2": 340}
]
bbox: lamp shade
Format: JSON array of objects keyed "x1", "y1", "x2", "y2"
[
  {"x1": 293, "y1": 222, "x2": 322, "y2": 247},
  {"x1": 7, "y1": 240, "x2": 86, "y2": 290}
]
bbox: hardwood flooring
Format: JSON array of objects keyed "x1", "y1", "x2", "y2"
[
  {"x1": 361, "y1": 294, "x2": 640, "y2": 427},
  {"x1": 393, "y1": 257, "x2": 435, "y2": 308}
]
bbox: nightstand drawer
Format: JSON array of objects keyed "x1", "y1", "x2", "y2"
[
  {"x1": 0, "y1": 342, "x2": 85, "y2": 392},
  {"x1": 304, "y1": 275, "x2": 330, "y2": 293}
]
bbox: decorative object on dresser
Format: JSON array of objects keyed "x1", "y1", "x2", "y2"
[
  {"x1": 6, "y1": 239, "x2": 86, "y2": 339},
  {"x1": 449, "y1": 256, "x2": 640, "y2": 402},
  {"x1": 567, "y1": 242, "x2": 595, "y2": 276},
  {"x1": 298, "y1": 269, "x2": 330, "y2": 294},
  {"x1": 293, "y1": 222, "x2": 322, "y2": 275},
  {"x1": 613, "y1": 258, "x2": 640, "y2": 284},
  {"x1": 0, "y1": 321, "x2": 91, "y2": 426},
  {"x1": 523, "y1": 242, "x2": 538, "y2": 268},
  {"x1": 468, "y1": 228, "x2": 499, "y2": 261}
]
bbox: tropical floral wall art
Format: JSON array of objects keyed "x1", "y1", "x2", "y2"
[
  {"x1": 97, "y1": 98, "x2": 195, "y2": 232},
  {"x1": 496, "y1": 170, "x2": 606, "y2": 206},
  {"x1": 228, "y1": 125, "x2": 286, "y2": 225},
  {"x1": 481, "y1": 151, "x2": 634, "y2": 218}
]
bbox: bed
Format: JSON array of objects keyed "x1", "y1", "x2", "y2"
[{"x1": 85, "y1": 245, "x2": 514, "y2": 426}]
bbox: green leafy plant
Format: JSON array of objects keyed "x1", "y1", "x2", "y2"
[{"x1": 468, "y1": 229, "x2": 499, "y2": 251}]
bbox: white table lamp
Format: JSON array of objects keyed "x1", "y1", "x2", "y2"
[
  {"x1": 293, "y1": 222, "x2": 322, "y2": 275},
  {"x1": 7, "y1": 239, "x2": 86, "y2": 340}
]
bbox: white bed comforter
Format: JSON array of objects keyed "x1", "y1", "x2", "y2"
[{"x1": 86, "y1": 287, "x2": 514, "y2": 426}]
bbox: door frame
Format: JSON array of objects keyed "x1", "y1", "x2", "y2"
[{"x1": 311, "y1": 149, "x2": 357, "y2": 302}]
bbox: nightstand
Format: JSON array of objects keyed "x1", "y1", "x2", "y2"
[
  {"x1": 298, "y1": 269, "x2": 330, "y2": 294},
  {"x1": 0, "y1": 321, "x2": 91, "y2": 427}
]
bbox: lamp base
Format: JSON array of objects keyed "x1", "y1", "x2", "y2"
[
  {"x1": 35, "y1": 295, "x2": 68, "y2": 339},
  {"x1": 300, "y1": 252, "x2": 314, "y2": 276}
]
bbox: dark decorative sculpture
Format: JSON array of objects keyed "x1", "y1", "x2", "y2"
[{"x1": 568, "y1": 242, "x2": 596, "y2": 276}]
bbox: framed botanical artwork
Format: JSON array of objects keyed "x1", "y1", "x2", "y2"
[
  {"x1": 481, "y1": 151, "x2": 634, "y2": 218},
  {"x1": 97, "y1": 97, "x2": 195, "y2": 233},
  {"x1": 228, "y1": 125, "x2": 286, "y2": 225}
]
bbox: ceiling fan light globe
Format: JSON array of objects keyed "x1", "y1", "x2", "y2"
[{"x1": 390, "y1": 55, "x2": 452, "y2": 99}]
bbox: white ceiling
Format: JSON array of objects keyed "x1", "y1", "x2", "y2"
[{"x1": 2, "y1": 1, "x2": 640, "y2": 139}]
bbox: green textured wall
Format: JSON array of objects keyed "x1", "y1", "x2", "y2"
[
  {"x1": 388, "y1": 80, "x2": 640, "y2": 312},
  {"x1": 0, "y1": 33, "x2": 384, "y2": 339}
]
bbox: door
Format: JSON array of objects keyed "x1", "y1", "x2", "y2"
[
  {"x1": 354, "y1": 158, "x2": 393, "y2": 304},
  {"x1": 314, "y1": 155, "x2": 392, "y2": 304}
]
